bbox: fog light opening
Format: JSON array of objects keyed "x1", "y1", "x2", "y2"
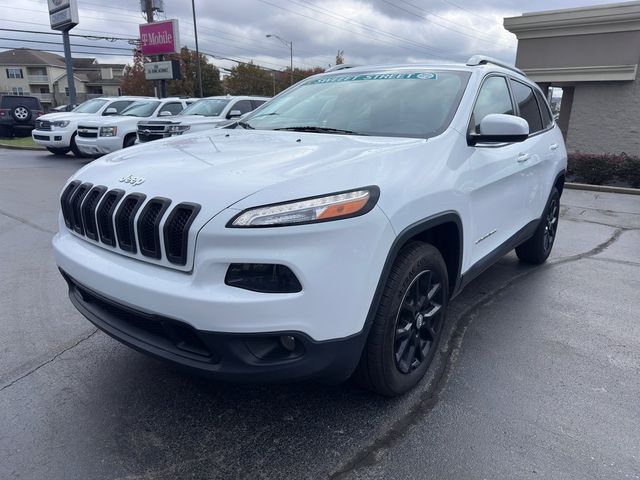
[{"x1": 280, "y1": 335, "x2": 296, "y2": 352}]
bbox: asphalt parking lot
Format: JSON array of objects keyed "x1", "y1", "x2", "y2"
[{"x1": 1, "y1": 148, "x2": 639, "y2": 480}]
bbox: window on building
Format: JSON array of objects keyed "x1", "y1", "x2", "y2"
[
  {"x1": 469, "y1": 76, "x2": 514, "y2": 134},
  {"x1": 11, "y1": 87, "x2": 25, "y2": 95},
  {"x1": 6, "y1": 68, "x2": 23, "y2": 79},
  {"x1": 510, "y1": 79, "x2": 543, "y2": 134}
]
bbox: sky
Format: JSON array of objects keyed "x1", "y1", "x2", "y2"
[{"x1": 0, "y1": 0, "x2": 629, "y2": 72}]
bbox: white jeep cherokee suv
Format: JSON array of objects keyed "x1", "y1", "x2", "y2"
[
  {"x1": 32, "y1": 96, "x2": 149, "y2": 156},
  {"x1": 75, "y1": 97, "x2": 196, "y2": 156},
  {"x1": 136, "y1": 96, "x2": 269, "y2": 143},
  {"x1": 53, "y1": 57, "x2": 566, "y2": 396}
]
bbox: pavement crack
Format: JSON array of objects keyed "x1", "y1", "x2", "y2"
[
  {"x1": 0, "y1": 328, "x2": 98, "y2": 392},
  {"x1": 328, "y1": 226, "x2": 625, "y2": 479},
  {"x1": 0, "y1": 207, "x2": 56, "y2": 235}
]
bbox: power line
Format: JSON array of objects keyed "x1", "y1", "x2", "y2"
[
  {"x1": 0, "y1": 44, "x2": 131, "y2": 57},
  {"x1": 0, "y1": 37, "x2": 134, "y2": 52},
  {"x1": 440, "y1": 0, "x2": 504, "y2": 24}
]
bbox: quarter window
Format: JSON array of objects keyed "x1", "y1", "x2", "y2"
[
  {"x1": 510, "y1": 80, "x2": 543, "y2": 133},
  {"x1": 6, "y1": 68, "x2": 23, "y2": 79},
  {"x1": 470, "y1": 76, "x2": 513, "y2": 134},
  {"x1": 534, "y1": 90, "x2": 553, "y2": 129}
]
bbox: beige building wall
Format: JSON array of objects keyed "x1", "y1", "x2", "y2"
[{"x1": 566, "y1": 75, "x2": 640, "y2": 155}]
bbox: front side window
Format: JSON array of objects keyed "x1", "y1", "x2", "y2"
[
  {"x1": 510, "y1": 79, "x2": 543, "y2": 134},
  {"x1": 107, "y1": 100, "x2": 134, "y2": 114},
  {"x1": 159, "y1": 102, "x2": 185, "y2": 116},
  {"x1": 470, "y1": 76, "x2": 513, "y2": 134},
  {"x1": 121, "y1": 100, "x2": 161, "y2": 117},
  {"x1": 180, "y1": 99, "x2": 230, "y2": 117},
  {"x1": 242, "y1": 70, "x2": 470, "y2": 138},
  {"x1": 6, "y1": 68, "x2": 23, "y2": 79},
  {"x1": 231, "y1": 100, "x2": 253, "y2": 115}
]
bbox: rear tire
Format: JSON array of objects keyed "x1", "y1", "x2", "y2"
[
  {"x1": 46, "y1": 147, "x2": 70, "y2": 155},
  {"x1": 516, "y1": 187, "x2": 560, "y2": 264},
  {"x1": 354, "y1": 242, "x2": 449, "y2": 396}
]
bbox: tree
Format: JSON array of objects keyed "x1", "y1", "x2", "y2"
[
  {"x1": 223, "y1": 62, "x2": 273, "y2": 96},
  {"x1": 335, "y1": 50, "x2": 344, "y2": 65},
  {"x1": 120, "y1": 49, "x2": 154, "y2": 96}
]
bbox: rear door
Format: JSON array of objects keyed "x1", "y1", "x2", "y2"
[{"x1": 464, "y1": 75, "x2": 531, "y2": 264}]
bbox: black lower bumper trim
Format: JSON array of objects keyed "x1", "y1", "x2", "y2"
[{"x1": 61, "y1": 270, "x2": 365, "y2": 383}]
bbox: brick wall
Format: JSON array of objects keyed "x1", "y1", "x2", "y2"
[{"x1": 566, "y1": 75, "x2": 640, "y2": 156}]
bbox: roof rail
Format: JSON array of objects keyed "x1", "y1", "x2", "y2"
[
  {"x1": 466, "y1": 55, "x2": 526, "y2": 76},
  {"x1": 325, "y1": 63, "x2": 359, "y2": 73}
]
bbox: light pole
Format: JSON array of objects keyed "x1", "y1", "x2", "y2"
[
  {"x1": 192, "y1": 0, "x2": 204, "y2": 97},
  {"x1": 266, "y1": 34, "x2": 293, "y2": 86}
]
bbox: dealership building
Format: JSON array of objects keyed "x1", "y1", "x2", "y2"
[{"x1": 504, "y1": 1, "x2": 640, "y2": 156}]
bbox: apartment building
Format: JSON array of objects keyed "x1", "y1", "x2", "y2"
[{"x1": 0, "y1": 48, "x2": 125, "y2": 108}]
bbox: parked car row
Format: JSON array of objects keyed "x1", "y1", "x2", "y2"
[{"x1": 31, "y1": 95, "x2": 269, "y2": 156}]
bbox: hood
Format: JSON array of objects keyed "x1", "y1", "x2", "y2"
[
  {"x1": 78, "y1": 115, "x2": 139, "y2": 127},
  {"x1": 138, "y1": 115, "x2": 225, "y2": 126},
  {"x1": 39, "y1": 112, "x2": 90, "y2": 121},
  {"x1": 70, "y1": 129, "x2": 427, "y2": 225}
]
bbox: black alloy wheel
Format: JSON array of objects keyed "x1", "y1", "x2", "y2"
[
  {"x1": 543, "y1": 196, "x2": 559, "y2": 254},
  {"x1": 515, "y1": 187, "x2": 561, "y2": 264},
  {"x1": 394, "y1": 269, "x2": 443, "y2": 374}
]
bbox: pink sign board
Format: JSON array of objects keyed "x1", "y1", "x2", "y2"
[{"x1": 139, "y1": 19, "x2": 180, "y2": 56}]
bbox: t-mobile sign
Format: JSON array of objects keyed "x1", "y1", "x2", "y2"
[{"x1": 139, "y1": 19, "x2": 180, "y2": 56}]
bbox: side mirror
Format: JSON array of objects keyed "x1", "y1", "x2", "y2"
[
  {"x1": 103, "y1": 107, "x2": 118, "y2": 116},
  {"x1": 159, "y1": 110, "x2": 173, "y2": 117},
  {"x1": 468, "y1": 114, "x2": 529, "y2": 146},
  {"x1": 227, "y1": 109, "x2": 242, "y2": 119}
]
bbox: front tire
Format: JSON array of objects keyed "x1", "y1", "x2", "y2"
[
  {"x1": 46, "y1": 147, "x2": 70, "y2": 155},
  {"x1": 516, "y1": 187, "x2": 560, "y2": 264},
  {"x1": 70, "y1": 133, "x2": 84, "y2": 158},
  {"x1": 354, "y1": 242, "x2": 449, "y2": 396}
]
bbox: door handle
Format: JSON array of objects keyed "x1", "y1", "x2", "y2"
[
  {"x1": 549, "y1": 143, "x2": 559, "y2": 150},
  {"x1": 517, "y1": 153, "x2": 530, "y2": 163}
]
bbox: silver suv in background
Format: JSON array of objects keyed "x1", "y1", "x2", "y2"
[{"x1": 136, "y1": 95, "x2": 269, "y2": 143}]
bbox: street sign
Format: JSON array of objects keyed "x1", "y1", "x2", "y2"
[
  {"x1": 48, "y1": 0, "x2": 79, "y2": 31},
  {"x1": 144, "y1": 60, "x2": 181, "y2": 80},
  {"x1": 139, "y1": 20, "x2": 180, "y2": 56}
]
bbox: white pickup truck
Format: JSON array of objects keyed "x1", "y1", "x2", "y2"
[
  {"x1": 75, "y1": 97, "x2": 197, "y2": 156},
  {"x1": 136, "y1": 96, "x2": 269, "y2": 143},
  {"x1": 32, "y1": 96, "x2": 148, "y2": 156}
]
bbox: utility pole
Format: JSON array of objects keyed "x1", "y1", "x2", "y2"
[
  {"x1": 266, "y1": 34, "x2": 294, "y2": 86},
  {"x1": 192, "y1": 0, "x2": 203, "y2": 97}
]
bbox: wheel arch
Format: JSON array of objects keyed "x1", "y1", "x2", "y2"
[
  {"x1": 363, "y1": 211, "x2": 464, "y2": 335},
  {"x1": 554, "y1": 169, "x2": 565, "y2": 197}
]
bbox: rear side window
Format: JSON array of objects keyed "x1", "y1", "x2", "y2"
[
  {"x1": 1, "y1": 96, "x2": 40, "y2": 109},
  {"x1": 510, "y1": 80, "x2": 543, "y2": 134},
  {"x1": 470, "y1": 76, "x2": 513, "y2": 134},
  {"x1": 106, "y1": 100, "x2": 134, "y2": 114},
  {"x1": 534, "y1": 90, "x2": 553, "y2": 129},
  {"x1": 251, "y1": 100, "x2": 266, "y2": 109}
]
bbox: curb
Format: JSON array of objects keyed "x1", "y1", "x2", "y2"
[
  {"x1": 565, "y1": 182, "x2": 640, "y2": 196},
  {"x1": 0, "y1": 143, "x2": 45, "y2": 151}
]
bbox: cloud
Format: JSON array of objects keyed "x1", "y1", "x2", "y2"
[{"x1": 0, "y1": 0, "x2": 626, "y2": 71}]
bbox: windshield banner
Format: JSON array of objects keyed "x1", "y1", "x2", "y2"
[{"x1": 309, "y1": 72, "x2": 437, "y2": 84}]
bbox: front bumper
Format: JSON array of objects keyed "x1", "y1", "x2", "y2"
[
  {"x1": 62, "y1": 270, "x2": 365, "y2": 382},
  {"x1": 76, "y1": 135, "x2": 121, "y2": 155},
  {"x1": 32, "y1": 128, "x2": 73, "y2": 147}
]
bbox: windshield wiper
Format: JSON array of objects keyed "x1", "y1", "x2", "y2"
[
  {"x1": 273, "y1": 126, "x2": 365, "y2": 135},
  {"x1": 236, "y1": 120, "x2": 254, "y2": 129}
]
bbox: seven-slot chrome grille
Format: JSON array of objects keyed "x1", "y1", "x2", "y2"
[{"x1": 60, "y1": 181, "x2": 201, "y2": 266}]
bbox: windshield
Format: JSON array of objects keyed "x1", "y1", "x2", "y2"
[
  {"x1": 72, "y1": 99, "x2": 108, "y2": 114},
  {"x1": 242, "y1": 70, "x2": 470, "y2": 138},
  {"x1": 180, "y1": 98, "x2": 230, "y2": 117},
  {"x1": 121, "y1": 100, "x2": 161, "y2": 117}
]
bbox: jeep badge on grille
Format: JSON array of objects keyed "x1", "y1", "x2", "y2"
[{"x1": 119, "y1": 174, "x2": 145, "y2": 186}]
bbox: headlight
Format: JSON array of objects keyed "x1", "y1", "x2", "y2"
[
  {"x1": 167, "y1": 124, "x2": 190, "y2": 134},
  {"x1": 99, "y1": 126, "x2": 117, "y2": 137},
  {"x1": 228, "y1": 187, "x2": 379, "y2": 227},
  {"x1": 52, "y1": 120, "x2": 70, "y2": 128}
]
